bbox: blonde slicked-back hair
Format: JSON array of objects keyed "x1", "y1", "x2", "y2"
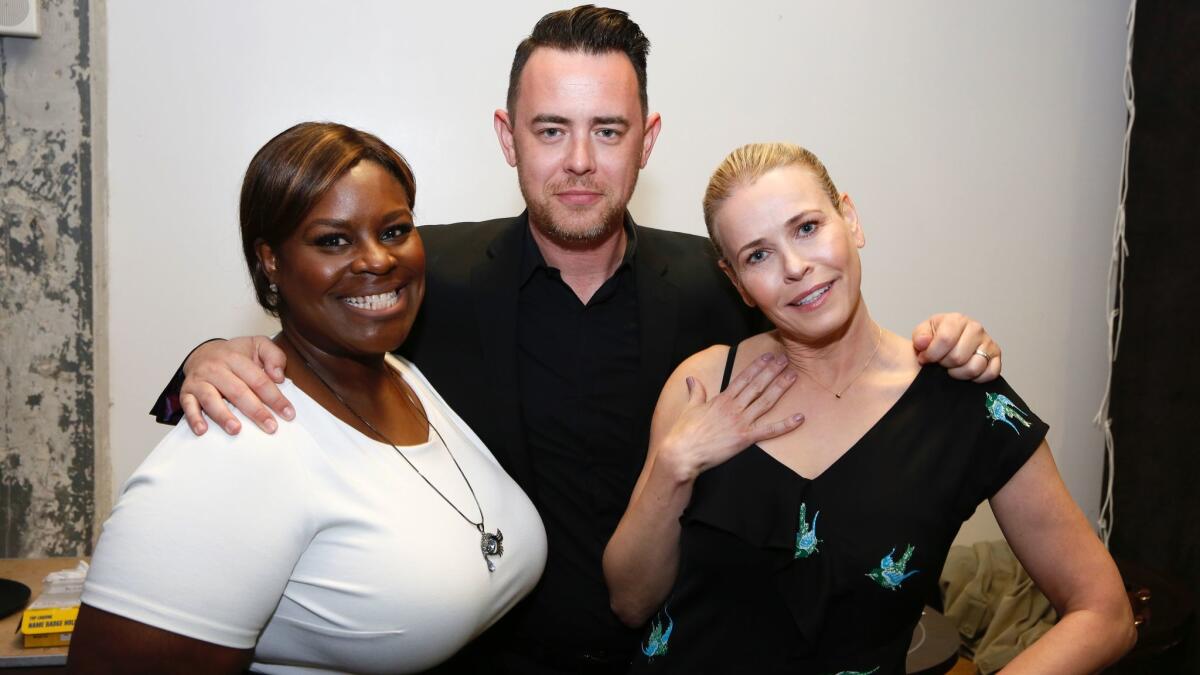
[{"x1": 702, "y1": 143, "x2": 841, "y2": 259}]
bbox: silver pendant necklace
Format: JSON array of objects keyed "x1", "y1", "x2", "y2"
[{"x1": 286, "y1": 336, "x2": 504, "y2": 572}]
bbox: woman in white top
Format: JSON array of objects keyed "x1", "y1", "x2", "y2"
[{"x1": 68, "y1": 122, "x2": 547, "y2": 674}]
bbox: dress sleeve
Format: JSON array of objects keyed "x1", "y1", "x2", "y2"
[
  {"x1": 82, "y1": 415, "x2": 317, "y2": 648},
  {"x1": 147, "y1": 338, "x2": 225, "y2": 425},
  {"x1": 957, "y1": 376, "x2": 1050, "y2": 512}
]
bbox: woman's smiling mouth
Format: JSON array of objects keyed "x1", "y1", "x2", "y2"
[
  {"x1": 789, "y1": 282, "x2": 833, "y2": 310},
  {"x1": 343, "y1": 288, "x2": 402, "y2": 311}
]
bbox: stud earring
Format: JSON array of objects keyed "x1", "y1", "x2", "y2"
[{"x1": 269, "y1": 283, "x2": 278, "y2": 293}]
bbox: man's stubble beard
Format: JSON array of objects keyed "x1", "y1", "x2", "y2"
[{"x1": 515, "y1": 156, "x2": 639, "y2": 251}]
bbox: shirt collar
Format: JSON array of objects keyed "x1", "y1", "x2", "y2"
[{"x1": 519, "y1": 213, "x2": 639, "y2": 287}]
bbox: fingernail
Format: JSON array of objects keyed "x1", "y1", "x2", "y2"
[
  {"x1": 685, "y1": 376, "x2": 695, "y2": 392},
  {"x1": 225, "y1": 421, "x2": 239, "y2": 434},
  {"x1": 282, "y1": 406, "x2": 295, "y2": 420},
  {"x1": 793, "y1": 414, "x2": 805, "y2": 423},
  {"x1": 272, "y1": 367, "x2": 285, "y2": 381},
  {"x1": 786, "y1": 371, "x2": 797, "y2": 381},
  {"x1": 761, "y1": 353, "x2": 774, "y2": 362},
  {"x1": 264, "y1": 419, "x2": 278, "y2": 434}
]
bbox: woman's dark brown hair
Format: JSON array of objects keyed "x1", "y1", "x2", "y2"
[{"x1": 240, "y1": 122, "x2": 417, "y2": 315}]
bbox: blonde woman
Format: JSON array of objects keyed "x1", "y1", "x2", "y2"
[{"x1": 603, "y1": 144, "x2": 1134, "y2": 674}]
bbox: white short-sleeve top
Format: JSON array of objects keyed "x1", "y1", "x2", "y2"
[{"x1": 83, "y1": 355, "x2": 547, "y2": 674}]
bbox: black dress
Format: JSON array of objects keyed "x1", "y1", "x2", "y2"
[{"x1": 630, "y1": 345, "x2": 1048, "y2": 675}]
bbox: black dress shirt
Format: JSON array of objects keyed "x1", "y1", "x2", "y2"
[{"x1": 507, "y1": 222, "x2": 645, "y2": 655}]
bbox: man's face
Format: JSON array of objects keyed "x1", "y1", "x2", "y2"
[{"x1": 495, "y1": 48, "x2": 661, "y2": 248}]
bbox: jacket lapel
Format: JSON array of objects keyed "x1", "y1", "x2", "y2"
[
  {"x1": 469, "y1": 214, "x2": 538, "y2": 496},
  {"x1": 633, "y1": 223, "x2": 681, "y2": 416}
]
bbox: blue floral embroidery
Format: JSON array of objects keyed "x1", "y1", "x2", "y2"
[
  {"x1": 867, "y1": 544, "x2": 919, "y2": 590},
  {"x1": 641, "y1": 604, "x2": 674, "y2": 660},
  {"x1": 794, "y1": 502, "x2": 821, "y2": 559},
  {"x1": 985, "y1": 392, "x2": 1031, "y2": 434}
]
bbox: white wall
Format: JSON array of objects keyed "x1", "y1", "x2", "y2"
[{"x1": 105, "y1": 1, "x2": 1130, "y2": 544}]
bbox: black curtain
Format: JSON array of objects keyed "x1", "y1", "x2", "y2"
[{"x1": 1109, "y1": 0, "x2": 1200, "y2": 671}]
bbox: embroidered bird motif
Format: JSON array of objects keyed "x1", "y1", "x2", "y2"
[
  {"x1": 794, "y1": 503, "x2": 822, "y2": 559},
  {"x1": 641, "y1": 605, "x2": 674, "y2": 660},
  {"x1": 985, "y1": 392, "x2": 1031, "y2": 434},
  {"x1": 867, "y1": 544, "x2": 920, "y2": 590}
]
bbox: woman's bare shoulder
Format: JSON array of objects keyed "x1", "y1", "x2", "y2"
[
  {"x1": 668, "y1": 332, "x2": 779, "y2": 393},
  {"x1": 726, "y1": 332, "x2": 784, "y2": 373},
  {"x1": 673, "y1": 344, "x2": 730, "y2": 379}
]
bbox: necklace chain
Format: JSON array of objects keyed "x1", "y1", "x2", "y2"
[
  {"x1": 799, "y1": 324, "x2": 883, "y2": 399},
  {"x1": 282, "y1": 335, "x2": 503, "y2": 571}
]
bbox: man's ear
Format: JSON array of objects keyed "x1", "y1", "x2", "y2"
[
  {"x1": 640, "y1": 112, "x2": 662, "y2": 168},
  {"x1": 840, "y1": 193, "x2": 865, "y2": 248},
  {"x1": 718, "y1": 258, "x2": 756, "y2": 308},
  {"x1": 494, "y1": 109, "x2": 518, "y2": 167}
]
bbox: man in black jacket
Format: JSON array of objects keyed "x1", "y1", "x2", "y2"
[{"x1": 164, "y1": 6, "x2": 1000, "y2": 673}]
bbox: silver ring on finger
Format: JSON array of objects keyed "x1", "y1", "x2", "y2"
[{"x1": 974, "y1": 348, "x2": 993, "y2": 362}]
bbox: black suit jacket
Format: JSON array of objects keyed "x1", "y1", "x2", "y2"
[{"x1": 399, "y1": 212, "x2": 765, "y2": 500}]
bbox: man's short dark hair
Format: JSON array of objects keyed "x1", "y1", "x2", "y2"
[{"x1": 506, "y1": 4, "x2": 650, "y2": 117}]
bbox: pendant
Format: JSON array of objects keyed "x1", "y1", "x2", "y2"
[{"x1": 480, "y1": 528, "x2": 504, "y2": 572}]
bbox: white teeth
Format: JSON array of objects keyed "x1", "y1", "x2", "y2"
[
  {"x1": 797, "y1": 285, "x2": 830, "y2": 306},
  {"x1": 344, "y1": 290, "x2": 400, "y2": 310}
]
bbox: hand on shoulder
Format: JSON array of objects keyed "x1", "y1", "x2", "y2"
[
  {"x1": 911, "y1": 312, "x2": 1003, "y2": 383},
  {"x1": 180, "y1": 336, "x2": 292, "y2": 436}
]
